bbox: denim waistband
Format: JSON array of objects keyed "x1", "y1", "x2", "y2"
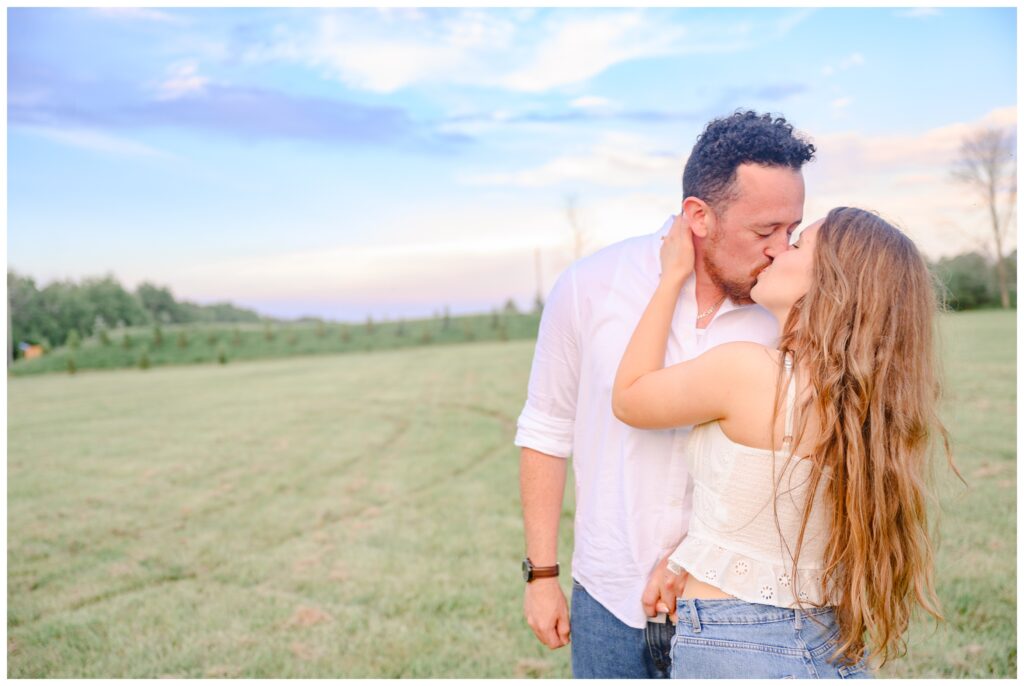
[{"x1": 678, "y1": 598, "x2": 835, "y2": 627}]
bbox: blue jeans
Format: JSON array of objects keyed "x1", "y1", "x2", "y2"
[
  {"x1": 570, "y1": 579, "x2": 673, "y2": 678},
  {"x1": 671, "y1": 598, "x2": 872, "y2": 679}
]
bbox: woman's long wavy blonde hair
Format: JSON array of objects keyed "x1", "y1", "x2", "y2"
[{"x1": 776, "y1": 207, "x2": 959, "y2": 667}]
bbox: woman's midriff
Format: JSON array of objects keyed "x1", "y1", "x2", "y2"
[{"x1": 680, "y1": 573, "x2": 736, "y2": 600}]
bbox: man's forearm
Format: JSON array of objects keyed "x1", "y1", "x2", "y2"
[{"x1": 520, "y1": 447, "x2": 568, "y2": 566}]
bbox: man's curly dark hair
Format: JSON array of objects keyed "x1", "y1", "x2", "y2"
[{"x1": 682, "y1": 110, "x2": 816, "y2": 210}]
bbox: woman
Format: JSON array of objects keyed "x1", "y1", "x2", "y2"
[{"x1": 612, "y1": 207, "x2": 954, "y2": 678}]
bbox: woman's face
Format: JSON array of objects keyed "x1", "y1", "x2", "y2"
[{"x1": 750, "y1": 219, "x2": 822, "y2": 312}]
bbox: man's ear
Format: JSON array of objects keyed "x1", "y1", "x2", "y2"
[{"x1": 682, "y1": 197, "x2": 712, "y2": 238}]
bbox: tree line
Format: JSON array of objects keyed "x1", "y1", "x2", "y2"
[
  {"x1": 8, "y1": 243, "x2": 1015, "y2": 366},
  {"x1": 7, "y1": 271, "x2": 262, "y2": 361},
  {"x1": 931, "y1": 250, "x2": 1016, "y2": 311}
]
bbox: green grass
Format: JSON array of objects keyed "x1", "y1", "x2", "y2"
[
  {"x1": 6, "y1": 310, "x2": 1015, "y2": 677},
  {"x1": 9, "y1": 312, "x2": 541, "y2": 377}
]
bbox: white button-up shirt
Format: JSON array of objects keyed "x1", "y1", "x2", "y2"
[{"x1": 514, "y1": 216, "x2": 780, "y2": 628}]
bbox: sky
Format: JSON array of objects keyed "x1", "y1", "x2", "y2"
[{"x1": 6, "y1": 6, "x2": 1018, "y2": 321}]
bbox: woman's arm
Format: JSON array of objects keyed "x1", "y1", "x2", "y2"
[{"x1": 612, "y1": 215, "x2": 748, "y2": 429}]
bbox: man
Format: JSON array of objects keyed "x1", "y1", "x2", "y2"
[{"x1": 515, "y1": 110, "x2": 816, "y2": 678}]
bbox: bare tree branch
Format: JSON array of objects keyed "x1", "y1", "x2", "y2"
[{"x1": 950, "y1": 126, "x2": 1017, "y2": 308}]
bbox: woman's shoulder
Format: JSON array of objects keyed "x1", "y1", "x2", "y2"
[
  {"x1": 703, "y1": 341, "x2": 782, "y2": 366},
  {"x1": 697, "y1": 341, "x2": 785, "y2": 388}
]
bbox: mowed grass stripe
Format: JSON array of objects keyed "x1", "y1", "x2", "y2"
[{"x1": 7, "y1": 311, "x2": 1014, "y2": 677}]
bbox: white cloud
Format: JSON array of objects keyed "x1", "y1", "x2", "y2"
[
  {"x1": 161, "y1": 191, "x2": 679, "y2": 319},
  {"x1": 570, "y1": 95, "x2": 612, "y2": 109},
  {"x1": 155, "y1": 61, "x2": 209, "y2": 100},
  {"x1": 822, "y1": 51, "x2": 866, "y2": 77},
  {"x1": 839, "y1": 52, "x2": 865, "y2": 69},
  {"x1": 831, "y1": 97, "x2": 853, "y2": 111},
  {"x1": 464, "y1": 133, "x2": 681, "y2": 188},
  {"x1": 91, "y1": 8, "x2": 184, "y2": 24},
  {"x1": 245, "y1": 9, "x2": 806, "y2": 94},
  {"x1": 896, "y1": 8, "x2": 941, "y2": 19},
  {"x1": 17, "y1": 126, "x2": 169, "y2": 159},
  {"x1": 805, "y1": 106, "x2": 1017, "y2": 259}
]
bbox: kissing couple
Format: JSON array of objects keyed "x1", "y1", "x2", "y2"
[{"x1": 516, "y1": 110, "x2": 952, "y2": 679}]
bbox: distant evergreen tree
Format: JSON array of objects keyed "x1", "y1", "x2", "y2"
[
  {"x1": 396, "y1": 319, "x2": 406, "y2": 337},
  {"x1": 442, "y1": 306, "x2": 451, "y2": 331},
  {"x1": 152, "y1": 325, "x2": 163, "y2": 347},
  {"x1": 138, "y1": 347, "x2": 151, "y2": 370},
  {"x1": 264, "y1": 323, "x2": 275, "y2": 341},
  {"x1": 340, "y1": 325, "x2": 351, "y2": 343},
  {"x1": 177, "y1": 330, "x2": 189, "y2": 349},
  {"x1": 366, "y1": 316, "x2": 375, "y2": 335},
  {"x1": 65, "y1": 329, "x2": 80, "y2": 350},
  {"x1": 66, "y1": 354, "x2": 77, "y2": 375},
  {"x1": 231, "y1": 328, "x2": 242, "y2": 346},
  {"x1": 316, "y1": 321, "x2": 327, "y2": 338},
  {"x1": 122, "y1": 333, "x2": 134, "y2": 350},
  {"x1": 217, "y1": 344, "x2": 228, "y2": 365}
]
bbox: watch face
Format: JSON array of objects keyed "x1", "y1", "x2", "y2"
[{"x1": 522, "y1": 559, "x2": 531, "y2": 582}]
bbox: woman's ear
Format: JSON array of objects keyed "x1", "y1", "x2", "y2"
[{"x1": 682, "y1": 197, "x2": 711, "y2": 238}]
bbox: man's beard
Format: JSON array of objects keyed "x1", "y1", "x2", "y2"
[{"x1": 702, "y1": 229, "x2": 766, "y2": 306}]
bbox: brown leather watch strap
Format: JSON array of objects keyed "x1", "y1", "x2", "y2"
[
  {"x1": 530, "y1": 564, "x2": 559, "y2": 579},
  {"x1": 524, "y1": 557, "x2": 560, "y2": 582}
]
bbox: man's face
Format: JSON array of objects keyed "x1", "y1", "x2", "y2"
[{"x1": 702, "y1": 163, "x2": 805, "y2": 305}]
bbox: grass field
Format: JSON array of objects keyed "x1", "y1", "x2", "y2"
[{"x1": 6, "y1": 310, "x2": 1015, "y2": 677}]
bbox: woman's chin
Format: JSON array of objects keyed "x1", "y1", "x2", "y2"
[{"x1": 750, "y1": 283, "x2": 766, "y2": 306}]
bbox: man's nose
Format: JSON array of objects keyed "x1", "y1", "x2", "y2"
[{"x1": 765, "y1": 231, "x2": 791, "y2": 259}]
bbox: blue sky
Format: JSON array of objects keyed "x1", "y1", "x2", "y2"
[{"x1": 7, "y1": 7, "x2": 1017, "y2": 320}]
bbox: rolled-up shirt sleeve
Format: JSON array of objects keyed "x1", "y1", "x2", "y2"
[{"x1": 514, "y1": 266, "x2": 580, "y2": 458}]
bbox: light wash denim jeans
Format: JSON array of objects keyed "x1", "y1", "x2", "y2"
[
  {"x1": 570, "y1": 578, "x2": 673, "y2": 678},
  {"x1": 671, "y1": 598, "x2": 872, "y2": 679}
]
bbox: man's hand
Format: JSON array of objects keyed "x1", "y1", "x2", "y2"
[
  {"x1": 641, "y1": 554, "x2": 689, "y2": 624},
  {"x1": 524, "y1": 578, "x2": 570, "y2": 649}
]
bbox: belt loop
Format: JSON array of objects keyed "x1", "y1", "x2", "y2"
[
  {"x1": 686, "y1": 599, "x2": 702, "y2": 633},
  {"x1": 794, "y1": 608, "x2": 802, "y2": 630}
]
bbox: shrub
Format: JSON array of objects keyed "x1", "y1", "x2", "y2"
[
  {"x1": 122, "y1": 333, "x2": 134, "y2": 350},
  {"x1": 316, "y1": 321, "x2": 326, "y2": 338},
  {"x1": 99, "y1": 330, "x2": 111, "y2": 346},
  {"x1": 66, "y1": 330, "x2": 80, "y2": 350},
  {"x1": 264, "y1": 324, "x2": 275, "y2": 341},
  {"x1": 207, "y1": 331, "x2": 219, "y2": 346},
  {"x1": 340, "y1": 325, "x2": 351, "y2": 343},
  {"x1": 177, "y1": 331, "x2": 189, "y2": 349},
  {"x1": 365, "y1": 316, "x2": 375, "y2": 335},
  {"x1": 217, "y1": 344, "x2": 228, "y2": 365},
  {"x1": 138, "y1": 348, "x2": 151, "y2": 370},
  {"x1": 231, "y1": 328, "x2": 242, "y2": 346},
  {"x1": 419, "y1": 327, "x2": 434, "y2": 345},
  {"x1": 66, "y1": 354, "x2": 77, "y2": 375}
]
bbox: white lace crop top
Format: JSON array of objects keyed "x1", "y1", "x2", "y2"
[{"x1": 667, "y1": 353, "x2": 832, "y2": 608}]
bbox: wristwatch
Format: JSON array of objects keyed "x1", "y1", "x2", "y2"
[{"x1": 522, "y1": 557, "x2": 559, "y2": 582}]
